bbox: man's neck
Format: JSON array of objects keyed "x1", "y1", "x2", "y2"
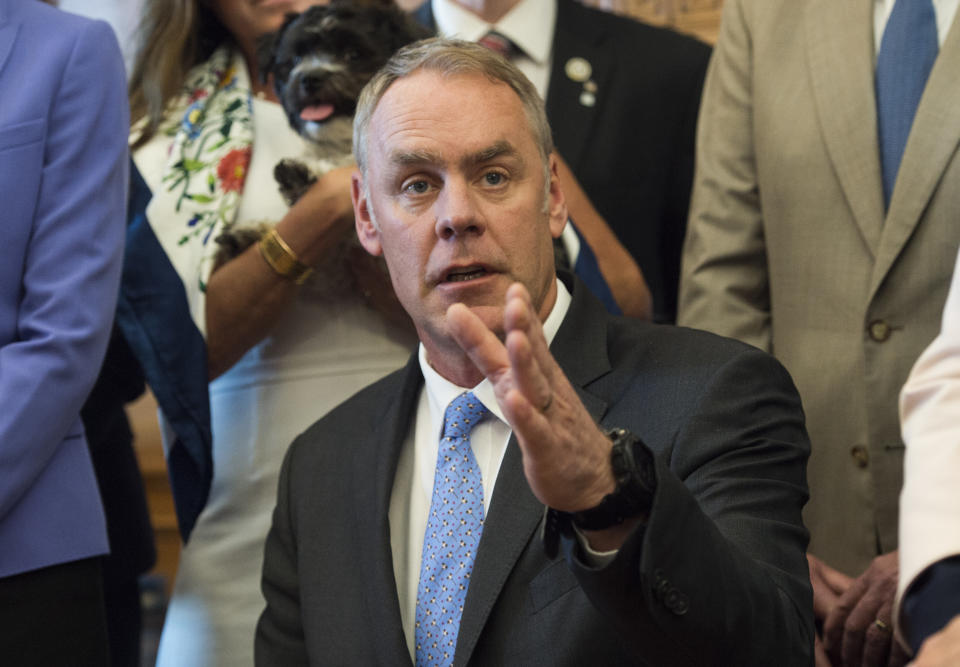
[{"x1": 449, "y1": 0, "x2": 523, "y2": 24}]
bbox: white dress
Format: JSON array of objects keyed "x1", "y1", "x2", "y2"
[{"x1": 154, "y1": 99, "x2": 414, "y2": 666}]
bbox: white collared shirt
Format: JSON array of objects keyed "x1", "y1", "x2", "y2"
[
  {"x1": 875, "y1": 0, "x2": 959, "y2": 53},
  {"x1": 431, "y1": 0, "x2": 557, "y2": 98},
  {"x1": 388, "y1": 278, "x2": 571, "y2": 659}
]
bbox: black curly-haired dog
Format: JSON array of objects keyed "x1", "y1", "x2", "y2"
[
  {"x1": 214, "y1": 0, "x2": 430, "y2": 268},
  {"x1": 261, "y1": 0, "x2": 429, "y2": 206}
]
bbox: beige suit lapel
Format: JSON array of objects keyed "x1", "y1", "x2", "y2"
[
  {"x1": 805, "y1": 0, "x2": 885, "y2": 254},
  {"x1": 871, "y1": 10, "x2": 960, "y2": 294}
]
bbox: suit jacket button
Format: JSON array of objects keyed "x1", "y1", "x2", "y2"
[
  {"x1": 671, "y1": 592, "x2": 689, "y2": 616},
  {"x1": 868, "y1": 320, "x2": 891, "y2": 342},
  {"x1": 850, "y1": 445, "x2": 869, "y2": 468}
]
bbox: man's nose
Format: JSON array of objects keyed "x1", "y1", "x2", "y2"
[{"x1": 435, "y1": 178, "x2": 484, "y2": 240}]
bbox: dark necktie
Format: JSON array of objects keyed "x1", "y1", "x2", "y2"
[
  {"x1": 875, "y1": 0, "x2": 939, "y2": 207},
  {"x1": 415, "y1": 392, "x2": 489, "y2": 667},
  {"x1": 478, "y1": 30, "x2": 517, "y2": 59}
]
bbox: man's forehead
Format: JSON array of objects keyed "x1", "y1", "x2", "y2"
[{"x1": 368, "y1": 70, "x2": 529, "y2": 165}]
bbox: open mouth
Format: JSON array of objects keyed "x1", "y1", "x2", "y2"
[{"x1": 445, "y1": 266, "x2": 489, "y2": 283}]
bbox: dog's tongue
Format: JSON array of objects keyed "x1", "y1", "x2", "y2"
[{"x1": 300, "y1": 104, "x2": 335, "y2": 122}]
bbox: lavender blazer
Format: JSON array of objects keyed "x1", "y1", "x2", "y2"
[{"x1": 0, "y1": 0, "x2": 128, "y2": 577}]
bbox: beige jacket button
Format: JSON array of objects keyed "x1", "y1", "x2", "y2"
[
  {"x1": 868, "y1": 320, "x2": 891, "y2": 342},
  {"x1": 851, "y1": 445, "x2": 869, "y2": 468}
]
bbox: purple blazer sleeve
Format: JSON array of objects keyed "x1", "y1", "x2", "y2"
[{"x1": 0, "y1": 2, "x2": 128, "y2": 574}]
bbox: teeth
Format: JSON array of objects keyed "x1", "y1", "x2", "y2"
[{"x1": 447, "y1": 268, "x2": 485, "y2": 282}]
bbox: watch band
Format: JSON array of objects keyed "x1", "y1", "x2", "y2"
[
  {"x1": 570, "y1": 427, "x2": 656, "y2": 531},
  {"x1": 259, "y1": 227, "x2": 313, "y2": 285}
]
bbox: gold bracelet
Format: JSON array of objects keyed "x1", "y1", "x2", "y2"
[{"x1": 259, "y1": 227, "x2": 313, "y2": 285}]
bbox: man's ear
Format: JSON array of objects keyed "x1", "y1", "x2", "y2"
[
  {"x1": 547, "y1": 153, "x2": 568, "y2": 239},
  {"x1": 352, "y1": 171, "x2": 383, "y2": 256}
]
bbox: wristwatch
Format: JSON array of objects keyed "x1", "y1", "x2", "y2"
[{"x1": 570, "y1": 427, "x2": 657, "y2": 531}]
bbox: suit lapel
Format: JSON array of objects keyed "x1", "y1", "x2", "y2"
[
  {"x1": 353, "y1": 356, "x2": 423, "y2": 666},
  {"x1": 455, "y1": 277, "x2": 611, "y2": 665},
  {"x1": 804, "y1": 0, "x2": 885, "y2": 254},
  {"x1": 546, "y1": 0, "x2": 615, "y2": 170},
  {"x1": 871, "y1": 10, "x2": 960, "y2": 294}
]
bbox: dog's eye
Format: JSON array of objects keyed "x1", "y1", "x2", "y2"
[{"x1": 343, "y1": 49, "x2": 360, "y2": 61}]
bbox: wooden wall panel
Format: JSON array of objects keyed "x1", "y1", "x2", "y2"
[{"x1": 582, "y1": 0, "x2": 724, "y2": 43}]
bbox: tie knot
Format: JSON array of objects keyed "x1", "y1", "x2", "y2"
[
  {"x1": 442, "y1": 392, "x2": 489, "y2": 440},
  {"x1": 478, "y1": 30, "x2": 517, "y2": 59}
]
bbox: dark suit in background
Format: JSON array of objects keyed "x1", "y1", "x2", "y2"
[
  {"x1": 414, "y1": 0, "x2": 711, "y2": 323},
  {"x1": 82, "y1": 329, "x2": 156, "y2": 667},
  {"x1": 256, "y1": 277, "x2": 814, "y2": 666}
]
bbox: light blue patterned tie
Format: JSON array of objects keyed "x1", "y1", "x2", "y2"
[
  {"x1": 415, "y1": 392, "x2": 489, "y2": 667},
  {"x1": 875, "y1": 0, "x2": 939, "y2": 208}
]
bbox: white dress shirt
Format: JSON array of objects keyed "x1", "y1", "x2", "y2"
[
  {"x1": 897, "y1": 245, "x2": 960, "y2": 615},
  {"x1": 874, "y1": 0, "x2": 959, "y2": 53},
  {"x1": 431, "y1": 0, "x2": 556, "y2": 99},
  {"x1": 388, "y1": 278, "x2": 571, "y2": 658}
]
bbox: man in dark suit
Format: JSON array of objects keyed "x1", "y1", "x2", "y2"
[
  {"x1": 256, "y1": 39, "x2": 813, "y2": 665},
  {"x1": 413, "y1": 0, "x2": 711, "y2": 323}
]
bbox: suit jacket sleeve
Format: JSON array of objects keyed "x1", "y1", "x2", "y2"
[
  {"x1": 0, "y1": 19, "x2": 128, "y2": 520},
  {"x1": 897, "y1": 245, "x2": 960, "y2": 620},
  {"x1": 567, "y1": 343, "x2": 813, "y2": 665},
  {"x1": 677, "y1": 0, "x2": 772, "y2": 351},
  {"x1": 257, "y1": 435, "x2": 310, "y2": 666}
]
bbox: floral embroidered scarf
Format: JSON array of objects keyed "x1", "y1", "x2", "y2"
[{"x1": 137, "y1": 46, "x2": 255, "y2": 337}]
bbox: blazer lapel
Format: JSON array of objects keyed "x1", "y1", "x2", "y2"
[
  {"x1": 804, "y1": 0, "x2": 885, "y2": 254},
  {"x1": 353, "y1": 356, "x2": 423, "y2": 665},
  {"x1": 454, "y1": 276, "x2": 611, "y2": 666},
  {"x1": 871, "y1": 10, "x2": 960, "y2": 294},
  {"x1": 546, "y1": 0, "x2": 615, "y2": 170}
]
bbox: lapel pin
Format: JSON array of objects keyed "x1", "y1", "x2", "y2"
[
  {"x1": 579, "y1": 91, "x2": 596, "y2": 107},
  {"x1": 565, "y1": 57, "x2": 592, "y2": 83}
]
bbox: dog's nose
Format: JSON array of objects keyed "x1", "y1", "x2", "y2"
[{"x1": 299, "y1": 73, "x2": 323, "y2": 96}]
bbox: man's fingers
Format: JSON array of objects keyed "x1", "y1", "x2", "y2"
[
  {"x1": 447, "y1": 302, "x2": 510, "y2": 380},
  {"x1": 810, "y1": 556, "x2": 847, "y2": 620},
  {"x1": 814, "y1": 634, "x2": 832, "y2": 667},
  {"x1": 841, "y1": 581, "x2": 888, "y2": 667},
  {"x1": 825, "y1": 574, "x2": 869, "y2": 663},
  {"x1": 505, "y1": 283, "x2": 556, "y2": 384},
  {"x1": 861, "y1": 617, "x2": 893, "y2": 667},
  {"x1": 506, "y1": 328, "x2": 553, "y2": 418},
  {"x1": 815, "y1": 555, "x2": 856, "y2": 596}
]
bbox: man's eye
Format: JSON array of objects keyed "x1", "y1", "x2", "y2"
[
  {"x1": 484, "y1": 172, "x2": 505, "y2": 186},
  {"x1": 404, "y1": 180, "x2": 430, "y2": 194}
]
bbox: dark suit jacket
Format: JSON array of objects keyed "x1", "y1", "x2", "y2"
[
  {"x1": 256, "y1": 276, "x2": 814, "y2": 666},
  {"x1": 414, "y1": 0, "x2": 711, "y2": 323}
]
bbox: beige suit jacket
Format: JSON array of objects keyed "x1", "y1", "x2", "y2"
[{"x1": 678, "y1": 0, "x2": 960, "y2": 575}]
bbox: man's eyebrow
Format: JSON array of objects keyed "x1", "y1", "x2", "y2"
[
  {"x1": 387, "y1": 141, "x2": 521, "y2": 170},
  {"x1": 462, "y1": 141, "x2": 520, "y2": 170},
  {"x1": 389, "y1": 149, "x2": 443, "y2": 166}
]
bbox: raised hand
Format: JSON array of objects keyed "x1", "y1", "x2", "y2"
[{"x1": 446, "y1": 282, "x2": 615, "y2": 514}]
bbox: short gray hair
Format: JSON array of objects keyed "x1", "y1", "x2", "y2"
[{"x1": 353, "y1": 37, "x2": 554, "y2": 177}]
